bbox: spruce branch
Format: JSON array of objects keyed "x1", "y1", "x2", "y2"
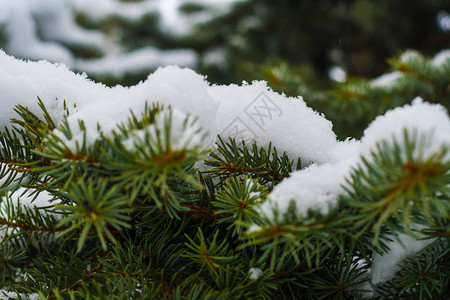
[
  {"x1": 0, "y1": 194, "x2": 61, "y2": 239},
  {"x1": 105, "y1": 105, "x2": 206, "y2": 219},
  {"x1": 375, "y1": 241, "x2": 449, "y2": 299},
  {"x1": 184, "y1": 229, "x2": 237, "y2": 275},
  {"x1": 205, "y1": 136, "x2": 301, "y2": 186},
  {"x1": 56, "y1": 177, "x2": 131, "y2": 251},
  {"x1": 213, "y1": 177, "x2": 268, "y2": 236},
  {"x1": 0, "y1": 77, "x2": 448, "y2": 298},
  {"x1": 242, "y1": 202, "x2": 348, "y2": 271},
  {"x1": 343, "y1": 129, "x2": 449, "y2": 243},
  {"x1": 304, "y1": 254, "x2": 370, "y2": 299}
]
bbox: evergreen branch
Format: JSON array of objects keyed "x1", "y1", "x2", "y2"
[
  {"x1": 52, "y1": 249, "x2": 113, "y2": 299},
  {"x1": 183, "y1": 229, "x2": 237, "y2": 276},
  {"x1": 343, "y1": 129, "x2": 449, "y2": 242},
  {"x1": 134, "y1": 203, "x2": 230, "y2": 220},
  {"x1": 213, "y1": 177, "x2": 268, "y2": 236},
  {"x1": 181, "y1": 204, "x2": 229, "y2": 220},
  {"x1": 205, "y1": 136, "x2": 301, "y2": 186},
  {"x1": 376, "y1": 240, "x2": 449, "y2": 299},
  {"x1": 0, "y1": 194, "x2": 62, "y2": 244},
  {"x1": 56, "y1": 177, "x2": 131, "y2": 251},
  {"x1": 272, "y1": 262, "x2": 309, "y2": 279},
  {"x1": 0, "y1": 219, "x2": 62, "y2": 232},
  {"x1": 0, "y1": 69, "x2": 448, "y2": 298},
  {"x1": 242, "y1": 202, "x2": 349, "y2": 271},
  {"x1": 0, "y1": 243, "x2": 28, "y2": 283}
]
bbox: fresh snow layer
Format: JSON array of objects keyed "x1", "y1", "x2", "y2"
[
  {"x1": 432, "y1": 49, "x2": 450, "y2": 67},
  {"x1": 261, "y1": 158, "x2": 357, "y2": 217},
  {"x1": 361, "y1": 97, "x2": 450, "y2": 160},
  {"x1": 0, "y1": 50, "x2": 344, "y2": 162},
  {"x1": 209, "y1": 82, "x2": 343, "y2": 165},
  {"x1": 0, "y1": 291, "x2": 39, "y2": 300},
  {"x1": 0, "y1": 50, "x2": 218, "y2": 150},
  {"x1": 265, "y1": 98, "x2": 449, "y2": 217},
  {"x1": 371, "y1": 234, "x2": 433, "y2": 285}
]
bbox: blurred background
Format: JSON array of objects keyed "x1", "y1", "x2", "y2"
[{"x1": 0, "y1": 0, "x2": 449, "y2": 138}]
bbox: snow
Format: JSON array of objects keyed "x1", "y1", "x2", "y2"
[
  {"x1": 261, "y1": 158, "x2": 357, "y2": 217},
  {"x1": 0, "y1": 0, "x2": 105, "y2": 67},
  {"x1": 1, "y1": 52, "x2": 448, "y2": 216},
  {"x1": 72, "y1": 0, "x2": 158, "y2": 20},
  {"x1": 360, "y1": 97, "x2": 450, "y2": 160},
  {"x1": 123, "y1": 108, "x2": 206, "y2": 153},
  {"x1": 1, "y1": 187, "x2": 56, "y2": 212},
  {"x1": 0, "y1": 50, "x2": 348, "y2": 165},
  {"x1": 432, "y1": 49, "x2": 450, "y2": 67},
  {"x1": 0, "y1": 164, "x2": 25, "y2": 191},
  {"x1": 370, "y1": 72, "x2": 401, "y2": 88},
  {"x1": 0, "y1": 51, "x2": 218, "y2": 151},
  {"x1": 0, "y1": 187, "x2": 57, "y2": 241},
  {"x1": 399, "y1": 49, "x2": 421, "y2": 63},
  {"x1": 0, "y1": 291, "x2": 39, "y2": 300},
  {"x1": 371, "y1": 50, "x2": 449, "y2": 88},
  {"x1": 0, "y1": 0, "x2": 246, "y2": 71},
  {"x1": 437, "y1": 11, "x2": 450, "y2": 32},
  {"x1": 329, "y1": 65, "x2": 347, "y2": 82},
  {"x1": 264, "y1": 97, "x2": 449, "y2": 218},
  {"x1": 371, "y1": 233, "x2": 433, "y2": 285},
  {"x1": 209, "y1": 81, "x2": 342, "y2": 165},
  {"x1": 249, "y1": 267, "x2": 263, "y2": 280},
  {"x1": 203, "y1": 48, "x2": 227, "y2": 67}
]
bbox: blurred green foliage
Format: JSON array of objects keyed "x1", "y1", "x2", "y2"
[
  {"x1": 193, "y1": 0, "x2": 449, "y2": 85},
  {"x1": 72, "y1": 0, "x2": 449, "y2": 87},
  {"x1": 0, "y1": 26, "x2": 6, "y2": 50},
  {"x1": 261, "y1": 50, "x2": 450, "y2": 139}
]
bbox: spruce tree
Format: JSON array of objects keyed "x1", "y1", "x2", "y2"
[{"x1": 0, "y1": 48, "x2": 449, "y2": 299}]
